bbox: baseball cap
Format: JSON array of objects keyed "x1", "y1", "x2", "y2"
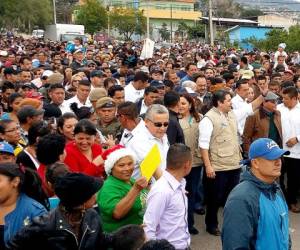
[
  {"x1": 41, "y1": 70, "x2": 53, "y2": 79},
  {"x1": 4, "y1": 67, "x2": 18, "y2": 75},
  {"x1": 96, "y1": 97, "x2": 116, "y2": 109},
  {"x1": 150, "y1": 80, "x2": 164, "y2": 89},
  {"x1": 0, "y1": 142, "x2": 14, "y2": 155},
  {"x1": 264, "y1": 91, "x2": 279, "y2": 101},
  {"x1": 249, "y1": 138, "x2": 290, "y2": 160},
  {"x1": 73, "y1": 49, "x2": 84, "y2": 54},
  {"x1": 241, "y1": 70, "x2": 254, "y2": 80},
  {"x1": 90, "y1": 70, "x2": 103, "y2": 78},
  {"x1": 89, "y1": 88, "x2": 107, "y2": 102},
  {"x1": 150, "y1": 67, "x2": 163, "y2": 75},
  {"x1": 87, "y1": 60, "x2": 96, "y2": 66}
]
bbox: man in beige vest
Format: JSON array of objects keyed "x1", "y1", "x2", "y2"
[{"x1": 199, "y1": 89, "x2": 242, "y2": 236}]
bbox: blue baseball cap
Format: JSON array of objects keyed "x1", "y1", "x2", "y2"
[
  {"x1": 249, "y1": 138, "x2": 290, "y2": 160},
  {"x1": 0, "y1": 142, "x2": 14, "y2": 155}
]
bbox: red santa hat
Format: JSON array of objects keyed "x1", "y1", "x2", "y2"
[{"x1": 103, "y1": 145, "x2": 136, "y2": 175}]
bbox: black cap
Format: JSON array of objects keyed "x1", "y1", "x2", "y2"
[
  {"x1": 55, "y1": 173, "x2": 103, "y2": 208},
  {"x1": 150, "y1": 67, "x2": 163, "y2": 75},
  {"x1": 4, "y1": 67, "x2": 18, "y2": 75},
  {"x1": 150, "y1": 80, "x2": 164, "y2": 89}
]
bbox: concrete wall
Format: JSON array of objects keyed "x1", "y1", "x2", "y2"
[{"x1": 258, "y1": 15, "x2": 299, "y2": 30}]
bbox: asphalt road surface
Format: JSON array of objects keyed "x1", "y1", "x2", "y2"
[{"x1": 190, "y1": 210, "x2": 300, "y2": 250}]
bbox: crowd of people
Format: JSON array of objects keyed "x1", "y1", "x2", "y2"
[{"x1": 0, "y1": 34, "x2": 299, "y2": 250}]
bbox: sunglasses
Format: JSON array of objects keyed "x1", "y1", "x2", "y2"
[{"x1": 149, "y1": 120, "x2": 169, "y2": 127}]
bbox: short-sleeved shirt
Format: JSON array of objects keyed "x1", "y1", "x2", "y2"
[{"x1": 97, "y1": 175, "x2": 147, "y2": 232}]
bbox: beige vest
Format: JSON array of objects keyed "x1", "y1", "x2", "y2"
[{"x1": 205, "y1": 107, "x2": 241, "y2": 171}]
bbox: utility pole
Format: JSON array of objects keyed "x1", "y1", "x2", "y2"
[
  {"x1": 53, "y1": 0, "x2": 57, "y2": 24},
  {"x1": 170, "y1": 3, "x2": 173, "y2": 43},
  {"x1": 208, "y1": 0, "x2": 213, "y2": 46},
  {"x1": 146, "y1": 0, "x2": 150, "y2": 39},
  {"x1": 107, "y1": 1, "x2": 111, "y2": 38}
]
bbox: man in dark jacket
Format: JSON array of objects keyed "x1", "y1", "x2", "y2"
[
  {"x1": 222, "y1": 138, "x2": 291, "y2": 250},
  {"x1": 163, "y1": 91, "x2": 185, "y2": 145}
]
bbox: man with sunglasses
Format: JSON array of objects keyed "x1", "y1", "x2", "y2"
[
  {"x1": 126, "y1": 104, "x2": 169, "y2": 180},
  {"x1": 243, "y1": 91, "x2": 282, "y2": 155}
]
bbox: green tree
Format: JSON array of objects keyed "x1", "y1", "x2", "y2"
[
  {"x1": 240, "y1": 8, "x2": 263, "y2": 18},
  {"x1": 56, "y1": 0, "x2": 79, "y2": 24},
  {"x1": 159, "y1": 23, "x2": 170, "y2": 41},
  {"x1": 0, "y1": 0, "x2": 52, "y2": 32},
  {"x1": 176, "y1": 21, "x2": 189, "y2": 40},
  {"x1": 187, "y1": 23, "x2": 205, "y2": 40},
  {"x1": 75, "y1": 0, "x2": 107, "y2": 35},
  {"x1": 245, "y1": 28, "x2": 288, "y2": 51},
  {"x1": 110, "y1": 7, "x2": 146, "y2": 40}
]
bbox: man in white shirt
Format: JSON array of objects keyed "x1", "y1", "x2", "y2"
[
  {"x1": 63, "y1": 79, "x2": 92, "y2": 114},
  {"x1": 277, "y1": 86, "x2": 300, "y2": 212},
  {"x1": 231, "y1": 79, "x2": 267, "y2": 138},
  {"x1": 143, "y1": 143, "x2": 192, "y2": 250},
  {"x1": 117, "y1": 101, "x2": 144, "y2": 146},
  {"x1": 124, "y1": 71, "x2": 149, "y2": 102},
  {"x1": 126, "y1": 104, "x2": 170, "y2": 180}
]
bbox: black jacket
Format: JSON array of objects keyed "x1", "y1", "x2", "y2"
[
  {"x1": 8, "y1": 207, "x2": 112, "y2": 250},
  {"x1": 166, "y1": 109, "x2": 185, "y2": 145}
]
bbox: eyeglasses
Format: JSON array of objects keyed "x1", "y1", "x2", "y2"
[
  {"x1": 5, "y1": 126, "x2": 20, "y2": 133},
  {"x1": 148, "y1": 119, "x2": 169, "y2": 128}
]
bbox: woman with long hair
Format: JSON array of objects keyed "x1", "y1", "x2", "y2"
[
  {"x1": 178, "y1": 93, "x2": 204, "y2": 235},
  {"x1": 0, "y1": 163, "x2": 48, "y2": 248}
]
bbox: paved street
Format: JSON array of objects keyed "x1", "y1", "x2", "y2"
[{"x1": 190, "y1": 210, "x2": 300, "y2": 250}]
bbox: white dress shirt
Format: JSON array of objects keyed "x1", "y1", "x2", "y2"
[
  {"x1": 140, "y1": 99, "x2": 148, "y2": 115},
  {"x1": 143, "y1": 171, "x2": 190, "y2": 249},
  {"x1": 231, "y1": 94, "x2": 253, "y2": 136},
  {"x1": 62, "y1": 95, "x2": 92, "y2": 114},
  {"x1": 120, "y1": 119, "x2": 145, "y2": 146},
  {"x1": 55, "y1": 100, "x2": 69, "y2": 114},
  {"x1": 277, "y1": 103, "x2": 300, "y2": 159},
  {"x1": 124, "y1": 82, "x2": 145, "y2": 102},
  {"x1": 126, "y1": 122, "x2": 169, "y2": 179}
]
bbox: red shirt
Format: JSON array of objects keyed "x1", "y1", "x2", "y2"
[
  {"x1": 37, "y1": 163, "x2": 54, "y2": 197},
  {"x1": 64, "y1": 142, "x2": 104, "y2": 177}
]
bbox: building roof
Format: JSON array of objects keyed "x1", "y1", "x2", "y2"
[
  {"x1": 224, "y1": 25, "x2": 283, "y2": 33},
  {"x1": 201, "y1": 17, "x2": 258, "y2": 25}
]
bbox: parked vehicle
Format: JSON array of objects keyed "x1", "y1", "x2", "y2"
[
  {"x1": 44, "y1": 24, "x2": 85, "y2": 42},
  {"x1": 32, "y1": 29, "x2": 45, "y2": 39}
]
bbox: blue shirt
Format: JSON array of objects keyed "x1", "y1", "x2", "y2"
[{"x1": 4, "y1": 193, "x2": 47, "y2": 245}]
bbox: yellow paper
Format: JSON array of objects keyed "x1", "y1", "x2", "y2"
[{"x1": 140, "y1": 144, "x2": 161, "y2": 181}]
